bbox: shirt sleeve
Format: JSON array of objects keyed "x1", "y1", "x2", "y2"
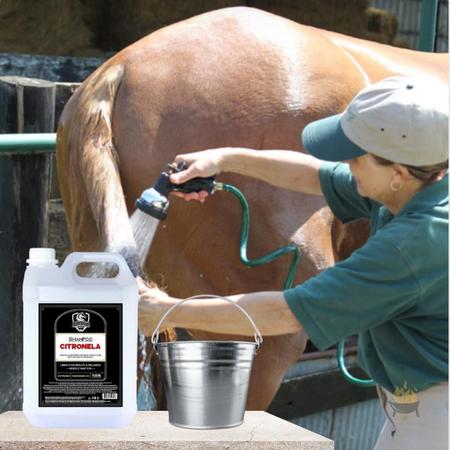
[
  {"x1": 319, "y1": 161, "x2": 376, "y2": 223},
  {"x1": 283, "y1": 231, "x2": 420, "y2": 351}
]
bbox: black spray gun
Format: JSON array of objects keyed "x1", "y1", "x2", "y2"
[{"x1": 136, "y1": 161, "x2": 218, "y2": 220}]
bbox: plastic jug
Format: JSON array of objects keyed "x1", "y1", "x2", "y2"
[{"x1": 22, "y1": 249, "x2": 138, "y2": 428}]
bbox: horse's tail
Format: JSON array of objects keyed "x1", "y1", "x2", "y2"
[
  {"x1": 56, "y1": 63, "x2": 142, "y2": 274},
  {"x1": 56, "y1": 63, "x2": 170, "y2": 409}
]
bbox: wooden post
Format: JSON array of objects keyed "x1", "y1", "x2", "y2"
[{"x1": 0, "y1": 76, "x2": 55, "y2": 412}]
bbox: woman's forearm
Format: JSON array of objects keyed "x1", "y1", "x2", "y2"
[
  {"x1": 221, "y1": 148, "x2": 322, "y2": 195},
  {"x1": 166, "y1": 291, "x2": 302, "y2": 336}
]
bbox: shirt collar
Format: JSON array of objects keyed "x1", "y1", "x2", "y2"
[{"x1": 398, "y1": 173, "x2": 448, "y2": 216}]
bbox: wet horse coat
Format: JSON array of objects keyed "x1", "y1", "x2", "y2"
[{"x1": 57, "y1": 7, "x2": 447, "y2": 409}]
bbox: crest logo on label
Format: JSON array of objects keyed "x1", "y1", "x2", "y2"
[{"x1": 72, "y1": 312, "x2": 91, "y2": 332}]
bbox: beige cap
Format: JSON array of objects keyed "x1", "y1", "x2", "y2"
[
  {"x1": 302, "y1": 76, "x2": 449, "y2": 166},
  {"x1": 341, "y1": 76, "x2": 448, "y2": 166}
]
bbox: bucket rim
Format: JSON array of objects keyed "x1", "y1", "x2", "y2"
[{"x1": 155, "y1": 340, "x2": 257, "y2": 347}]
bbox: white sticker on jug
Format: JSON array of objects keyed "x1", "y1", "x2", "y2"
[{"x1": 55, "y1": 333, "x2": 106, "y2": 361}]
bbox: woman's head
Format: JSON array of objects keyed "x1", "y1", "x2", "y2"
[
  {"x1": 302, "y1": 76, "x2": 448, "y2": 167},
  {"x1": 302, "y1": 76, "x2": 448, "y2": 211}
]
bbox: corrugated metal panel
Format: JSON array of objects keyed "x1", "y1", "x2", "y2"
[
  {"x1": 284, "y1": 355, "x2": 385, "y2": 450},
  {"x1": 290, "y1": 398, "x2": 385, "y2": 450},
  {"x1": 370, "y1": 0, "x2": 448, "y2": 51},
  {"x1": 436, "y1": 1, "x2": 449, "y2": 51}
]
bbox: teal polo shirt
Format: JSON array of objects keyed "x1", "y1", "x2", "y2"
[{"x1": 284, "y1": 162, "x2": 448, "y2": 393}]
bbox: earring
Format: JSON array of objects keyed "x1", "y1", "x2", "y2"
[{"x1": 390, "y1": 181, "x2": 402, "y2": 192}]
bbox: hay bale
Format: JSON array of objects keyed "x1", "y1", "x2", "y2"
[
  {"x1": 0, "y1": 0, "x2": 101, "y2": 56},
  {"x1": 108, "y1": 0, "x2": 243, "y2": 50},
  {"x1": 366, "y1": 7, "x2": 398, "y2": 44},
  {"x1": 248, "y1": 0, "x2": 370, "y2": 39},
  {"x1": 0, "y1": 0, "x2": 402, "y2": 57},
  {"x1": 107, "y1": 0, "x2": 396, "y2": 51}
]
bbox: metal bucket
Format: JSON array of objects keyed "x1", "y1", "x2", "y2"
[{"x1": 152, "y1": 295, "x2": 263, "y2": 429}]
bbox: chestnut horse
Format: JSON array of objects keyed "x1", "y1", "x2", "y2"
[{"x1": 56, "y1": 7, "x2": 447, "y2": 410}]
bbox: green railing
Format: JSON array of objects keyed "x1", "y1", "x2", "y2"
[
  {"x1": 418, "y1": 0, "x2": 439, "y2": 51},
  {"x1": 0, "y1": 133, "x2": 56, "y2": 154}
]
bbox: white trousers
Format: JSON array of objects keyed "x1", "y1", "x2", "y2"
[{"x1": 373, "y1": 382, "x2": 448, "y2": 450}]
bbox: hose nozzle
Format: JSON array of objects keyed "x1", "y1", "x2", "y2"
[{"x1": 136, "y1": 161, "x2": 216, "y2": 220}]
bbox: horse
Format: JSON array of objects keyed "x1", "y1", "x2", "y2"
[{"x1": 56, "y1": 7, "x2": 448, "y2": 410}]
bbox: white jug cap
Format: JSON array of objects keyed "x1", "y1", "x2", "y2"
[{"x1": 27, "y1": 248, "x2": 58, "y2": 265}]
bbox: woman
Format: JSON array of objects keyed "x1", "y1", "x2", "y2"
[{"x1": 138, "y1": 76, "x2": 448, "y2": 449}]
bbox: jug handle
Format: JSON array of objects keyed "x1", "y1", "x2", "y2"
[
  {"x1": 62, "y1": 252, "x2": 135, "y2": 283},
  {"x1": 151, "y1": 294, "x2": 263, "y2": 352}
]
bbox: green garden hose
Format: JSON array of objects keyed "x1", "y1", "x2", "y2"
[
  {"x1": 219, "y1": 183, "x2": 300, "y2": 289},
  {"x1": 337, "y1": 339, "x2": 376, "y2": 387},
  {"x1": 218, "y1": 182, "x2": 375, "y2": 388}
]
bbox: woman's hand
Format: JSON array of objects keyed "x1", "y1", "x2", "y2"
[
  {"x1": 137, "y1": 277, "x2": 174, "y2": 336},
  {"x1": 170, "y1": 148, "x2": 227, "y2": 202}
]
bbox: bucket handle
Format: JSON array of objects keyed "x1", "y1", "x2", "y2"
[{"x1": 151, "y1": 294, "x2": 263, "y2": 351}]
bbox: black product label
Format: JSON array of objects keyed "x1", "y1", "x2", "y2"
[{"x1": 39, "y1": 303, "x2": 122, "y2": 407}]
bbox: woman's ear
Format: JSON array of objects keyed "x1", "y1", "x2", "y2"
[{"x1": 393, "y1": 163, "x2": 414, "y2": 181}]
